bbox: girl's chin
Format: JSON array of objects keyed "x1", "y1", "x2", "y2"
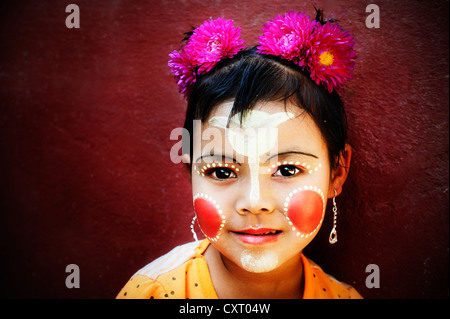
[
  {"x1": 214, "y1": 231, "x2": 308, "y2": 274},
  {"x1": 239, "y1": 249, "x2": 279, "y2": 273}
]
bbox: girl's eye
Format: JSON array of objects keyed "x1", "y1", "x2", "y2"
[
  {"x1": 274, "y1": 165, "x2": 304, "y2": 177},
  {"x1": 206, "y1": 167, "x2": 237, "y2": 180}
]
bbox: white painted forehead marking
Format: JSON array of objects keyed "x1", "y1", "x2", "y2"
[
  {"x1": 209, "y1": 109, "x2": 295, "y2": 129},
  {"x1": 209, "y1": 109, "x2": 294, "y2": 158},
  {"x1": 208, "y1": 109, "x2": 294, "y2": 206}
]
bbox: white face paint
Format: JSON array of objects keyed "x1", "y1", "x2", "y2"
[
  {"x1": 240, "y1": 249, "x2": 279, "y2": 273},
  {"x1": 209, "y1": 108, "x2": 294, "y2": 205}
]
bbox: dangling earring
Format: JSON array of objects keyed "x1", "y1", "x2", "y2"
[
  {"x1": 329, "y1": 189, "x2": 338, "y2": 244},
  {"x1": 190, "y1": 215, "x2": 199, "y2": 242}
]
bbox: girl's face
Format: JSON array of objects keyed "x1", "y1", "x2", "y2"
[{"x1": 191, "y1": 100, "x2": 333, "y2": 273}]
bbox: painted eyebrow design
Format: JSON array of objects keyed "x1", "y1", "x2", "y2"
[
  {"x1": 195, "y1": 154, "x2": 242, "y2": 165},
  {"x1": 265, "y1": 151, "x2": 318, "y2": 163}
]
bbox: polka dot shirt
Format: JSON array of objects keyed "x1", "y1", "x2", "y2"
[{"x1": 116, "y1": 240, "x2": 362, "y2": 299}]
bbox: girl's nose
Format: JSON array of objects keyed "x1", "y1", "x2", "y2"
[
  {"x1": 235, "y1": 180, "x2": 276, "y2": 215},
  {"x1": 236, "y1": 203, "x2": 275, "y2": 215}
]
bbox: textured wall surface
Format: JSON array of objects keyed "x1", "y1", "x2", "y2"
[{"x1": 0, "y1": 0, "x2": 448, "y2": 298}]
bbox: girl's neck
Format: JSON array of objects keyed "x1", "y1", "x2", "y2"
[{"x1": 204, "y1": 244, "x2": 304, "y2": 299}]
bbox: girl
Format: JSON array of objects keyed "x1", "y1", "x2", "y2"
[{"x1": 117, "y1": 10, "x2": 362, "y2": 299}]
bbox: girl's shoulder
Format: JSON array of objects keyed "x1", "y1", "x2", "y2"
[
  {"x1": 302, "y1": 255, "x2": 363, "y2": 299},
  {"x1": 116, "y1": 240, "x2": 212, "y2": 299}
]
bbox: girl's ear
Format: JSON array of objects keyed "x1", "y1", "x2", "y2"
[{"x1": 328, "y1": 144, "x2": 352, "y2": 198}]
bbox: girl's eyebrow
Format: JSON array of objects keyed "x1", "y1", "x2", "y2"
[
  {"x1": 265, "y1": 151, "x2": 319, "y2": 163},
  {"x1": 195, "y1": 154, "x2": 242, "y2": 165}
]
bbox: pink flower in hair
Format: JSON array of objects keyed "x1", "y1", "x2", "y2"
[
  {"x1": 168, "y1": 49, "x2": 196, "y2": 99},
  {"x1": 257, "y1": 11, "x2": 318, "y2": 66},
  {"x1": 306, "y1": 22, "x2": 357, "y2": 92},
  {"x1": 185, "y1": 17, "x2": 245, "y2": 73},
  {"x1": 168, "y1": 17, "x2": 245, "y2": 98}
]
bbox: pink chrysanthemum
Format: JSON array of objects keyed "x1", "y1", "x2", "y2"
[
  {"x1": 306, "y1": 22, "x2": 357, "y2": 92},
  {"x1": 168, "y1": 49, "x2": 196, "y2": 99},
  {"x1": 168, "y1": 17, "x2": 245, "y2": 98},
  {"x1": 185, "y1": 17, "x2": 245, "y2": 73},
  {"x1": 257, "y1": 11, "x2": 318, "y2": 66}
]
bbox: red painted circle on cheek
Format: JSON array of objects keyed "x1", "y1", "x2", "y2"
[
  {"x1": 286, "y1": 190, "x2": 324, "y2": 235},
  {"x1": 194, "y1": 198, "x2": 222, "y2": 239}
]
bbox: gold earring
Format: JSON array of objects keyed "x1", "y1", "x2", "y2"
[{"x1": 329, "y1": 189, "x2": 338, "y2": 244}]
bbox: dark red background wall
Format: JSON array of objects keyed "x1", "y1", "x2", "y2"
[{"x1": 0, "y1": 0, "x2": 448, "y2": 298}]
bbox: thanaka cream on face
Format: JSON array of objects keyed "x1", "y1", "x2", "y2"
[
  {"x1": 193, "y1": 107, "x2": 292, "y2": 251},
  {"x1": 240, "y1": 249, "x2": 279, "y2": 273},
  {"x1": 193, "y1": 103, "x2": 329, "y2": 274},
  {"x1": 209, "y1": 108, "x2": 294, "y2": 205},
  {"x1": 207, "y1": 108, "x2": 293, "y2": 273}
]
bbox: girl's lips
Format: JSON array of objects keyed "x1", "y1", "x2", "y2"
[{"x1": 231, "y1": 228, "x2": 282, "y2": 245}]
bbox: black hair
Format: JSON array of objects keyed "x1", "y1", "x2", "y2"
[{"x1": 182, "y1": 46, "x2": 348, "y2": 172}]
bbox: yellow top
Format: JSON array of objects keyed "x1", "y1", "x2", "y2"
[{"x1": 116, "y1": 239, "x2": 362, "y2": 299}]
